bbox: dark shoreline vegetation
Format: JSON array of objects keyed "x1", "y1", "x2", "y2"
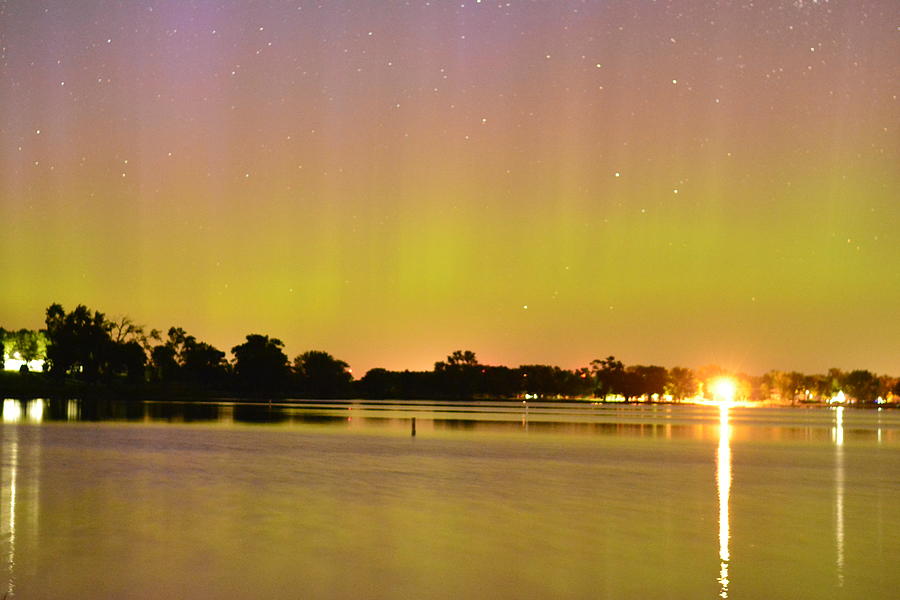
[{"x1": 2, "y1": 303, "x2": 898, "y2": 405}]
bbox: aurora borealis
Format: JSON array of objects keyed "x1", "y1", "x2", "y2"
[{"x1": 1, "y1": 1, "x2": 897, "y2": 375}]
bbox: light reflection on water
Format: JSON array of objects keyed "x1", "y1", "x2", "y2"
[
  {"x1": 717, "y1": 404, "x2": 732, "y2": 598},
  {"x1": 834, "y1": 406, "x2": 845, "y2": 587},
  {"x1": 1, "y1": 425, "x2": 17, "y2": 598},
  {"x1": 1, "y1": 398, "x2": 898, "y2": 443},
  {"x1": 1, "y1": 398, "x2": 898, "y2": 599}
]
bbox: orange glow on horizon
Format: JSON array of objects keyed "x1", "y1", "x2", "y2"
[{"x1": 711, "y1": 377, "x2": 738, "y2": 405}]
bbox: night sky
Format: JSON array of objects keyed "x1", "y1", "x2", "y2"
[{"x1": 1, "y1": 1, "x2": 897, "y2": 375}]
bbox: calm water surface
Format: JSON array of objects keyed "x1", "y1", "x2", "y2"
[{"x1": 1, "y1": 399, "x2": 898, "y2": 599}]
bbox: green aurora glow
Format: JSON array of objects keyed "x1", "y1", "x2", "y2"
[{"x1": 1, "y1": 1, "x2": 897, "y2": 374}]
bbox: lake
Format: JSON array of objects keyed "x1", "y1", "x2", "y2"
[{"x1": 1, "y1": 399, "x2": 898, "y2": 599}]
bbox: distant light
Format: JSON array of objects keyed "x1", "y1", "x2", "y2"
[
  {"x1": 3, "y1": 355, "x2": 45, "y2": 372},
  {"x1": 828, "y1": 391, "x2": 846, "y2": 404},
  {"x1": 711, "y1": 377, "x2": 737, "y2": 404}
]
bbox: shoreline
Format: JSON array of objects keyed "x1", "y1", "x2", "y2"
[{"x1": 1, "y1": 373, "x2": 896, "y2": 409}]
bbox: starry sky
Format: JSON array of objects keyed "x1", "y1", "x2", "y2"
[{"x1": 1, "y1": 0, "x2": 898, "y2": 375}]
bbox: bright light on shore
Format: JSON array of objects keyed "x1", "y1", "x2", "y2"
[
  {"x1": 828, "y1": 391, "x2": 846, "y2": 405},
  {"x1": 2, "y1": 351, "x2": 45, "y2": 372},
  {"x1": 711, "y1": 377, "x2": 737, "y2": 404}
]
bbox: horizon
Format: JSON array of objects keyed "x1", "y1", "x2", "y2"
[
  {"x1": 2, "y1": 1, "x2": 897, "y2": 376},
  {"x1": 2, "y1": 301, "x2": 897, "y2": 378}
]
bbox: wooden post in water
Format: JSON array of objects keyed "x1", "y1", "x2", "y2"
[{"x1": 411, "y1": 417, "x2": 416, "y2": 437}]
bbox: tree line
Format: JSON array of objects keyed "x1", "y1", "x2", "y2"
[
  {"x1": 1, "y1": 304, "x2": 352, "y2": 398},
  {"x1": 1, "y1": 303, "x2": 898, "y2": 404}
]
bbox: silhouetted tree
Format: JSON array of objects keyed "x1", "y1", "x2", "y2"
[
  {"x1": 435, "y1": 350, "x2": 483, "y2": 398},
  {"x1": 825, "y1": 368, "x2": 844, "y2": 395},
  {"x1": 843, "y1": 370, "x2": 880, "y2": 404},
  {"x1": 359, "y1": 368, "x2": 396, "y2": 398},
  {"x1": 150, "y1": 343, "x2": 179, "y2": 381},
  {"x1": 167, "y1": 327, "x2": 188, "y2": 351},
  {"x1": 232, "y1": 334, "x2": 289, "y2": 392},
  {"x1": 569, "y1": 368, "x2": 595, "y2": 396},
  {"x1": 784, "y1": 371, "x2": 806, "y2": 405},
  {"x1": 148, "y1": 326, "x2": 226, "y2": 385},
  {"x1": 591, "y1": 356, "x2": 625, "y2": 397},
  {"x1": 357, "y1": 368, "x2": 434, "y2": 399},
  {"x1": 518, "y1": 364, "x2": 591, "y2": 398},
  {"x1": 0, "y1": 327, "x2": 6, "y2": 370},
  {"x1": 763, "y1": 371, "x2": 806, "y2": 405},
  {"x1": 149, "y1": 327, "x2": 184, "y2": 381},
  {"x1": 666, "y1": 367, "x2": 697, "y2": 400},
  {"x1": 445, "y1": 350, "x2": 478, "y2": 367},
  {"x1": 481, "y1": 365, "x2": 521, "y2": 397},
  {"x1": 519, "y1": 364, "x2": 561, "y2": 397},
  {"x1": 624, "y1": 365, "x2": 668, "y2": 398},
  {"x1": 109, "y1": 340, "x2": 147, "y2": 383},
  {"x1": 806, "y1": 373, "x2": 828, "y2": 401},
  {"x1": 293, "y1": 350, "x2": 353, "y2": 398},
  {"x1": 181, "y1": 337, "x2": 227, "y2": 386},
  {"x1": 109, "y1": 315, "x2": 159, "y2": 354},
  {"x1": 44, "y1": 303, "x2": 114, "y2": 381},
  {"x1": 43, "y1": 304, "x2": 156, "y2": 382}
]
